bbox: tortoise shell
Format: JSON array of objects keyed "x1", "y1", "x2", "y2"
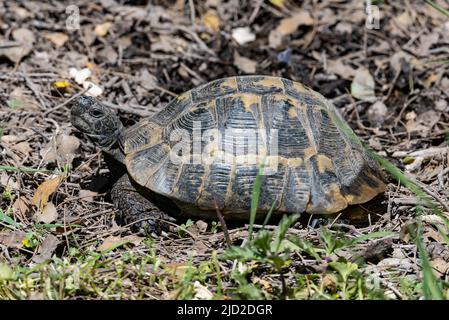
[{"x1": 121, "y1": 75, "x2": 385, "y2": 219}]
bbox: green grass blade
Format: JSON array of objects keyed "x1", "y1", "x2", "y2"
[
  {"x1": 262, "y1": 201, "x2": 277, "y2": 228},
  {"x1": 415, "y1": 207, "x2": 445, "y2": 299},
  {"x1": 249, "y1": 158, "x2": 265, "y2": 240},
  {"x1": 424, "y1": 0, "x2": 449, "y2": 17},
  {"x1": 0, "y1": 166, "x2": 50, "y2": 174},
  {"x1": 349, "y1": 231, "x2": 397, "y2": 245}
]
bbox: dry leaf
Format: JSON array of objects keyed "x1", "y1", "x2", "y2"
[
  {"x1": 276, "y1": 11, "x2": 314, "y2": 36},
  {"x1": 394, "y1": 12, "x2": 414, "y2": 30},
  {"x1": 335, "y1": 21, "x2": 353, "y2": 34},
  {"x1": 367, "y1": 101, "x2": 388, "y2": 126},
  {"x1": 139, "y1": 69, "x2": 158, "y2": 90},
  {"x1": 268, "y1": 30, "x2": 283, "y2": 49},
  {"x1": 58, "y1": 134, "x2": 80, "y2": 163},
  {"x1": 195, "y1": 220, "x2": 208, "y2": 233},
  {"x1": 32, "y1": 234, "x2": 60, "y2": 263},
  {"x1": 424, "y1": 73, "x2": 439, "y2": 88},
  {"x1": 37, "y1": 202, "x2": 58, "y2": 224},
  {"x1": 327, "y1": 60, "x2": 356, "y2": 79},
  {"x1": 0, "y1": 230, "x2": 27, "y2": 249},
  {"x1": 417, "y1": 33, "x2": 439, "y2": 56},
  {"x1": 233, "y1": 52, "x2": 257, "y2": 73},
  {"x1": 202, "y1": 10, "x2": 220, "y2": 32},
  {"x1": 97, "y1": 235, "x2": 143, "y2": 251},
  {"x1": 44, "y1": 32, "x2": 69, "y2": 48},
  {"x1": 351, "y1": 68, "x2": 376, "y2": 102},
  {"x1": 0, "y1": 28, "x2": 35, "y2": 63},
  {"x1": 0, "y1": 171, "x2": 20, "y2": 190},
  {"x1": 98, "y1": 46, "x2": 118, "y2": 63},
  {"x1": 32, "y1": 175, "x2": 63, "y2": 210},
  {"x1": 10, "y1": 141, "x2": 32, "y2": 157},
  {"x1": 268, "y1": 11, "x2": 313, "y2": 48},
  {"x1": 1, "y1": 135, "x2": 20, "y2": 144},
  {"x1": 193, "y1": 281, "x2": 214, "y2": 300},
  {"x1": 12, "y1": 196, "x2": 31, "y2": 216},
  {"x1": 431, "y1": 258, "x2": 449, "y2": 277},
  {"x1": 95, "y1": 22, "x2": 112, "y2": 37},
  {"x1": 78, "y1": 189, "x2": 98, "y2": 202}
]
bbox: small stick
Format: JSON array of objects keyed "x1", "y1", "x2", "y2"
[
  {"x1": 43, "y1": 87, "x2": 90, "y2": 116},
  {"x1": 214, "y1": 199, "x2": 232, "y2": 248}
]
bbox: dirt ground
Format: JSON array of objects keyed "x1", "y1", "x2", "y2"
[{"x1": 0, "y1": 0, "x2": 448, "y2": 300}]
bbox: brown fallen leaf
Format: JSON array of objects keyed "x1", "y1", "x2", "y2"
[
  {"x1": 327, "y1": 59, "x2": 356, "y2": 80},
  {"x1": 0, "y1": 171, "x2": 20, "y2": 190},
  {"x1": 431, "y1": 258, "x2": 449, "y2": 277},
  {"x1": 41, "y1": 134, "x2": 80, "y2": 165},
  {"x1": 36, "y1": 202, "x2": 58, "y2": 224},
  {"x1": 10, "y1": 141, "x2": 32, "y2": 157},
  {"x1": 276, "y1": 11, "x2": 314, "y2": 36},
  {"x1": 95, "y1": 22, "x2": 112, "y2": 37},
  {"x1": 0, "y1": 230, "x2": 27, "y2": 249},
  {"x1": 32, "y1": 234, "x2": 60, "y2": 263},
  {"x1": 416, "y1": 33, "x2": 439, "y2": 57},
  {"x1": 12, "y1": 196, "x2": 31, "y2": 217},
  {"x1": 78, "y1": 190, "x2": 98, "y2": 202},
  {"x1": 269, "y1": 11, "x2": 314, "y2": 49},
  {"x1": 0, "y1": 28, "x2": 35, "y2": 63},
  {"x1": 43, "y1": 32, "x2": 69, "y2": 48},
  {"x1": 57, "y1": 134, "x2": 80, "y2": 164},
  {"x1": 97, "y1": 235, "x2": 143, "y2": 252},
  {"x1": 233, "y1": 51, "x2": 257, "y2": 73},
  {"x1": 138, "y1": 69, "x2": 158, "y2": 91},
  {"x1": 32, "y1": 175, "x2": 64, "y2": 211},
  {"x1": 1, "y1": 135, "x2": 20, "y2": 144},
  {"x1": 202, "y1": 10, "x2": 220, "y2": 33}
]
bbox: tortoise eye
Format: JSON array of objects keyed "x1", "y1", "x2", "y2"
[{"x1": 89, "y1": 109, "x2": 103, "y2": 118}]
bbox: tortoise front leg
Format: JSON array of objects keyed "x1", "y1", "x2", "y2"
[{"x1": 111, "y1": 174, "x2": 175, "y2": 235}]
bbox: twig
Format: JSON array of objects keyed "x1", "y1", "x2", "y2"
[
  {"x1": 43, "y1": 87, "x2": 90, "y2": 116},
  {"x1": 214, "y1": 200, "x2": 232, "y2": 248}
]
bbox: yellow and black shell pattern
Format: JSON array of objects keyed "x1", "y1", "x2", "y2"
[{"x1": 122, "y1": 76, "x2": 385, "y2": 219}]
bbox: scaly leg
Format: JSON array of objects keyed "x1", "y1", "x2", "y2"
[{"x1": 111, "y1": 174, "x2": 176, "y2": 235}]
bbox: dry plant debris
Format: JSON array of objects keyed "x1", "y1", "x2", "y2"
[{"x1": 0, "y1": 0, "x2": 448, "y2": 300}]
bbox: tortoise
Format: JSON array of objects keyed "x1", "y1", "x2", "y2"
[{"x1": 70, "y1": 75, "x2": 386, "y2": 234}]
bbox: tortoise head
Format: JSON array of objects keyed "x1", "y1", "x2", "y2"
[{"x1": 70, "y1": 96, "x2": 123, "y2": 150}]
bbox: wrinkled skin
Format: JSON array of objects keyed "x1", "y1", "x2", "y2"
[
  {"x1": 71, "y1": 96, "x2": 174, "y2": 235},
  {"x1": 70, "y1": 96, "x2": 123, "y2": 149}
]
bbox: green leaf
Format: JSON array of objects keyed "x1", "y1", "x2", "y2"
[
  {"x1": 0, "y1": 211, "x2": 18, "y2": 227},
  {"x1": 329, "y1": 261, "x2": 358, "y2": 282},
  {"x1": 253, "y1": 229, "x2": 271, "y2": 254},
  {"x1": 220, "y1": 246, "x2": 258, "y2": 262},
  {"x1": 0, "y1": 263, "x2": 14, "y2": 281},
  {"x1": 288, "y1": 235, "x2": 322, "y2": 261},
  {"x1": 272, "y1": 214, "x2": 300, "y2": 253}
]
